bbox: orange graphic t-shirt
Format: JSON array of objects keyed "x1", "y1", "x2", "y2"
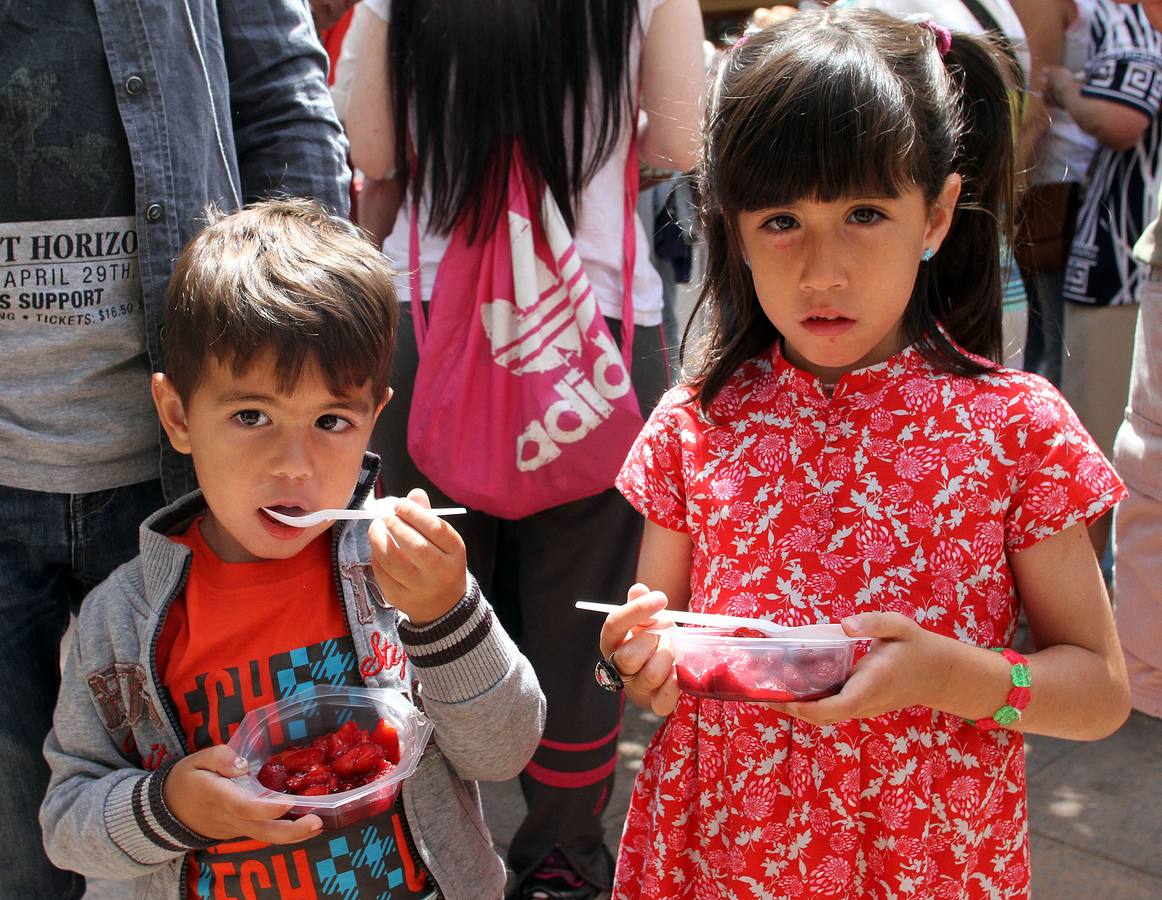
[{"x1": 157, "y1": 519, "x2": 431, "y2": 899}]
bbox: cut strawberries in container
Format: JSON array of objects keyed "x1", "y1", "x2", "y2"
[{"x1": 256, "y1": 719, "x2": 400, "y2": 797}]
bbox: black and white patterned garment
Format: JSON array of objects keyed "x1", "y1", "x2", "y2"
[{"x1": 1065, "y1": 1, "x2": 1162, "y2": 308}]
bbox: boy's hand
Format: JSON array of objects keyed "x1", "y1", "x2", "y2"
[
  {"x1": 599, "y1": 584, "x2": 682, "y2": 716},
  {"x1": 162, "y1": 745, "x2": 323, "y2": 843},
  {"x1": 369, "y1": 488, "x2": 469, "y2": 626}
]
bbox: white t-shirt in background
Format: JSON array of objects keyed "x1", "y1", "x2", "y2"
[{"x1": 363, "y1": 0, "x2": 666, "y2": 326}]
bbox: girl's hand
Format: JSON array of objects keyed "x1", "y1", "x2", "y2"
[
  {"x1": 369, "y1": 488, "x2": 469, "y2": 627},
  {"x1": 599, "y1": 584, "x2": 682, "y2": 716},
  {"x1": 766, "y1": 612, "x2": 948, "y2": 725},
  {"x1": 163, "y1": 746, "x2": 323, "y2": 843}
]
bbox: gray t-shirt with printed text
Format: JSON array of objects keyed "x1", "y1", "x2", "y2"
[{"x1": 0, "y1": 0, "x2": 158, "y2": 492}]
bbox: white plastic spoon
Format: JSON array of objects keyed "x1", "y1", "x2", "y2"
[
  {"x1": 262, "y1": 496, "x2": 467, "y2": 528},
  {"x1": 574, "y1": 601, "x2": 863, "y2": 642},
  {"x1": 575, "y1": 600, "x2": 790, "y2": 635}
]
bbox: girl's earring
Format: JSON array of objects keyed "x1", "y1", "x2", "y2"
[
  {"x1": 744, "y1": 259, "x2": 752, "y2": 269},
  {"x1": 921, "y1": 248, "x2": 935, "y2": 263}
]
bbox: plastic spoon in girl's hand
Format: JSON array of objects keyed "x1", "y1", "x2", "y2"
[
  {"x1": 574, "y1": 600, "x2": 792, "y2": 636},
  {"x1": 262, "y1": 497, "x2": 467, "y2": 528}
]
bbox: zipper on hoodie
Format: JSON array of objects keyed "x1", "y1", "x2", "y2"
[
  {"x1": 394, "y1": 792, "x2": 442, "y2": 899},
  {"x1": 332, "y1": 500, "x2": 440, "y2": 898},
  {"x1": 331, "y1": 523, "x2": 357, "y2": 658},
  {"x1": 332, "y1": 458, "x2": 377, "y2": 656}
]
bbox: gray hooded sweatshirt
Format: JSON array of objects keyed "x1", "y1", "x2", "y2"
[{"x1": 40, "y1": 455, "x2": 545, "y2": 899}]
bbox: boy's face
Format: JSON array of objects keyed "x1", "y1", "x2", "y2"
[{"x1": 153, "y1": 350, "x2": 389, "y2": 563}]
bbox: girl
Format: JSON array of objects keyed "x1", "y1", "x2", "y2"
[{"x1": 598, "y1": 9, "x2": 1131, "y2": 899}]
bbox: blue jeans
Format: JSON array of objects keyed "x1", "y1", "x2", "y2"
[{"x1": 0, "y1": 478, "x2": 166, "y2": 899}]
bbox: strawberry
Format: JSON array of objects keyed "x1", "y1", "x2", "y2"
[
  {"x1": 332, "y1": 741, "x2": 383, "y2": 777},
  {"x1": 256, "y1": 761, "x2": 287, "y2": 792},
  {"x1": 674, "y1": 663, "x2": 710, "y2": 696},
  {"x1": 310, "y1": 734, "x2": 331, "y2": 753},
  {"x1": 266, "y1": 719, "x2": 400, "y2": 797},
  {"x1": 330, "y1": 745, "x2": 363, "y2": 778},
  {"x1": 284, "y1": 771, "x2": 309, "y2": 792},
  {"x1": 371, "y1": 719, "x2": 401, "y2": 764},
  {"x1": 705, "y1": 662, "x2": 751, "y2": 700},
  {"x1": 351, "y1": 741, "x2": 385, "y2": 774},
  {"x1": 301, "y1": 763, "x2": 333, "y2": 786},
  {"x1": 280, "y1": 747, "x2": 326, "y2": 770},
  {"x1": 325, "y1": 720, "x2": 361, "y2": 760},
  {"x1": 359, "y1": 757, "x2": 394, "y2": 786},
  {"x1": 781, "y1": 665, "x2": 812, "y2": 696}
]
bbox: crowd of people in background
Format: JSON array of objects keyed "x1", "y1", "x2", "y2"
[{"x1": 2, "y1": 1, "x2": 1161, "y2": 899}]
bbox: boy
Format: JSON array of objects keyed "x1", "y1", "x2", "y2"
[{"x1": 38, "y1": 199, "x2": 545, "y2": 900}]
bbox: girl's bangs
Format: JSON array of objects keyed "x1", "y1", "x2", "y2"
[{"x1": 716, "y1": 45, "x2": 922, "y2": 212}]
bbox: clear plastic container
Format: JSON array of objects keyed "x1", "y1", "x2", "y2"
[
  {"x1": 227, "y1": 684, "x2": 433, "y2": 830},
  {"x1": 668, "y1": 626, "x2": 859, "y2": 702}
]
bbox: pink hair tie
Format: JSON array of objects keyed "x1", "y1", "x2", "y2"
[{"x1": 917, "y1": 18, "x2": 952, "y2": 57}]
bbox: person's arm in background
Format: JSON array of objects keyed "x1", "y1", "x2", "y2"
[
  {"x1": 330, "y1": 3, "x2": 401, "y2": 247},
  {"x1": 638, "y1": 0, "x2": 706, "y2": 172},
  {"x1": 311, "y1": 0, "x2": 359, "y2": 32},
  {"x1": 1011, "y1": 0, "x2": 1074, "y2": 179},
  {"x1": 353, "y1": 176, "x2": 403, "y2": 248},
  {"x1": 347, "y1": 10, "x2": 394, "y2": 182},
  {"x1": 1045, "y1": 64, "x2": 1151, "y2": 152},
  {"x1": 345, "y1": 8, "x2": 403, "y2": 246},
  {"x1": 1141, "y1": 1, "x2": 1162, "y2": 33},
  {"x1": 218, "y1": 0, "x2": 351, "y2": 215}
]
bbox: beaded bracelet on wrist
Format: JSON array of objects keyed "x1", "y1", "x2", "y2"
[{"x1": 969, "y1": 647, "x2": 1031, "y2": 731}]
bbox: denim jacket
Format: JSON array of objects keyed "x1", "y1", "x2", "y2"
[
  {"x1": 40, "y1": 454, "x2": 546, "y2": 899},
  {"x1": 91, "y1": 0, "x2": 351, "y2": 500}
]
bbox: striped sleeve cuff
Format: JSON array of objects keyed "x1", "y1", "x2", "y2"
[
  {"x1": 398, "y1": 576, "x2": 514, "y2": 703},
  {"x1": 104, "y1": 764, "x2": 216, "y2": 865}
]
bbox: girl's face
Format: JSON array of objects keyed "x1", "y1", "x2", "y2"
[{"x1": 737, "y1": 175, "x2": 961, "y2": 384}]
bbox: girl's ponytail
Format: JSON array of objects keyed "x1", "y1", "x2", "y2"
[{"x1": 911, "y1": 31, "x2": 1018, "y2": 370}]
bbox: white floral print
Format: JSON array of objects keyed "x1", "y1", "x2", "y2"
[{"x1": 613, "y1": 342, "x2": 1124, "y2": 900}]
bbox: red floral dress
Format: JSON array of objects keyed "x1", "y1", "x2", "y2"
[{"x1": 613, "y1": 343, "x2": 1124, "y2": 899}]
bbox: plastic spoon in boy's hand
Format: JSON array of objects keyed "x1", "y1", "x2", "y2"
[{"x1": 262, "y1": 497, "x2": 467, "y2": 528}]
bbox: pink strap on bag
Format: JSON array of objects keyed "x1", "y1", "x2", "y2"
[{"x1": 405, "y1": 144, "x2": 644, "y2": 519}]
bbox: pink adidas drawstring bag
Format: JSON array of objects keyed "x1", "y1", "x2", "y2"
[{"x1": 405, "y1": 148, "x2": 644, "y2": 519}]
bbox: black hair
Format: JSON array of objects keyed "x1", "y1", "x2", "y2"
[
  {"x1": 389, "y1": 0, "x2": 642, "y2": 240},
  {"x1": 688, "y1": 8, "x2": 1018, "y2": 414}
]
